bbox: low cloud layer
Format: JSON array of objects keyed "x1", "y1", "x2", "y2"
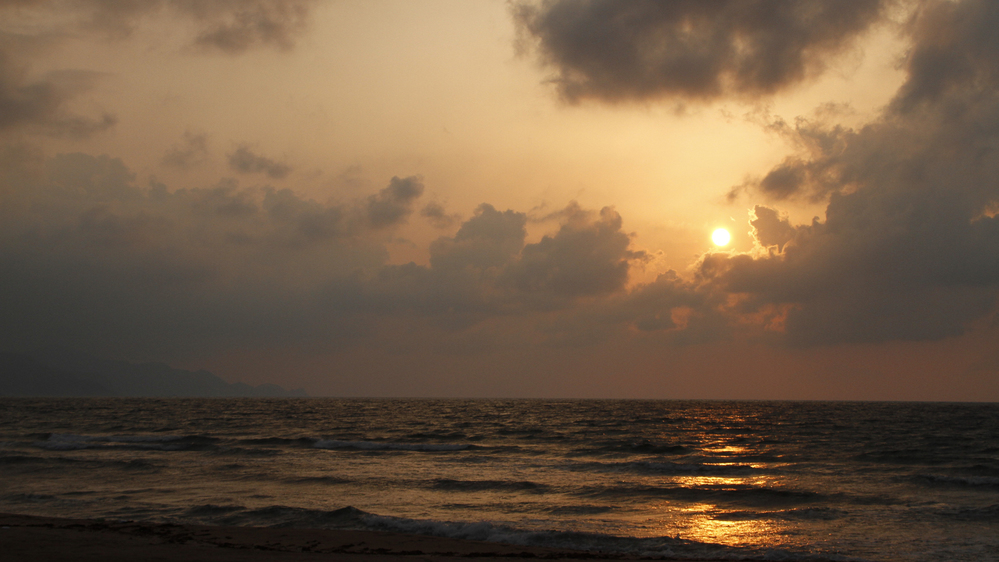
[
  {"x1": 420, "y1": 201, "x2": 460, "y2": 229},
  {"x1": 366, "y1": 176, "x2": 424, "y2": 228},
  {"x1": 162, "y1": 132, "x2": 210, "y2": 169},
  {"x1": 227, "y1": 146, "x2": 291, "y2": 179},
  {"x1": 515, "y1": 0, "x2": 888, "y2": 103},
  {"x1": 0, "y1": 151, "x2": 649, "y2": 359}
]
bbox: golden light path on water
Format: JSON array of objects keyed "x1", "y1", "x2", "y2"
[{"x1": 626, "y1": 443, "x2": 794, "y2": 549}]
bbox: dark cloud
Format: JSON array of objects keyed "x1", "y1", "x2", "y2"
[
  {"x1": 76, "y1": 0, "x2": 155, "y2": 40},
  {"x1": 179, "y1": 0, "x2": 316, "y2": 54},
  {"x1": 227, "y1": 145, "x2": 291, "y2": 179},
  {"x1": 0, "y1": 50, "x2": 116, "y2": 138},
  {"x1": 162, "y1": 131, "x2": 209, "y2": 169},
  {"x1": 0, "y1": 0, "x2": 320, "y2": 54},
  {"x1": 0, "y1": 151, "x2": 409, "y2": 358},
  {"x1": 504, "y1": 204, "x2": 647, "y2": 297},
  {"x1": 619, "y1": 272, "x2": 711, "y2": 336},
  {"x1": 750, "y1": 205, "x2": 795, "y2": 251},
  {"x1": 515, "y1": 0, "x2": 889, "y2": 103},
  {"x1": 424, "y1": 201, "x2": 648, "y2": 302},
  {"x1": 430, "y1": 204, "x2": 526, "y2": 272},
  {"x1": 366, "y1": 175, "x2": 424, "y2": 228},
  {"x1": 566, "y1": 269, "x2": 728, "y2": 347},
  {"x1": 696, "y1": 0, "x2": 999, "y2": 345},
  {"x1": 890, "y1": 0, "x2": 999, "y2": 113},
  {"x1": 420, "y1": 201, "x2": 460, "y2": 229},
  {"x1": 358, "y1": 202, "x2": 649, "y2": 327},
  {"x1": 0, "y1": 1, "x2": 318, "y2": 138},
  {"x1": 0, "y1": 150, "x2": 659, "y2": 362},
  {"x1": 757, "y1": 159, "x2": 808, "y2": 200},
  {"x1": 730, "y1": 112, "x2": 857, "y2": 202}
]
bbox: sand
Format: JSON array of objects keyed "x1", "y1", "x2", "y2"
[{"x1": 0, "y1": 513, "x2": 726, "y2": 562}]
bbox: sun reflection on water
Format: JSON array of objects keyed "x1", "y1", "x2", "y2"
[
  {"x1": 644, "y1": 469, "x2": 793, "y2": 549},
  {"x1": 666, "y1": 503, "x2": 787, "y2": 548},
  {"x1": 708, "y1": 445, "x2": 749, "y2": 455}
]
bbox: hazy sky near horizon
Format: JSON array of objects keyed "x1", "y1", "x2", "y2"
[{"x1": 3, "y1": 0, "x2": 999, "y2": 400}]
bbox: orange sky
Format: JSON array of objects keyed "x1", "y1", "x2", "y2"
[{"x1": 2, "y1": 0, "x2": 998, "y2": 400}]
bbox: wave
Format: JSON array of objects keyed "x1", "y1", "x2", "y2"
[
  {"x1": 853, "y1": 449, "x2": 950, "y2": 464},
  {"x1": 241, "y1": 437, "x2": 316, "y2": 447},
  {"x1": 0, "y1": 453, "x2": 157, "y2": 471},
  {"x1": 573, "y1": 459, "x2": 759, "y2": 476},
  {"x1": 152, "y1": 502, "x2": 819, "y2": 560},
  {"x1": 571, "y1": 441, "x2": 690, "y2": 456},
  {"x1": 34, "y1": 433, "x2": 218, "y2": 452},
  {"x1": 0, "y1": 454, "x2": 49, "y2": 465},
  {"x1": 931, "y1": 504, "x2": 999, "y2": 521},
  {"x1": 430, "y1": 479, "x2": 549, "y2": 493},
  {"x1": 356, "y1": 508, "x2": 820, "y2": 560},
  {"x1": 577, "y1": 483, "x2": 826, "y2": 508},
  {"x1": 910, "y1": 474, "x2": 999, "y2": 488},
  {"x1": 714, "y1": 507, "x2": 847, "y2": 521},
  {"x1": 184, "y1": 503, "x2": 246, "y2": 516},
  {"x1": 215, "y1": 505, "x2": 370, "y2": 529},
  {"x1": 4, "y1": 492, "x2": 56, "y2": 502},
  {"x1": 313, "y1": 439, "x2": 474, "y2": 452},
  {"x1": 285, "y1": 475, "x2": 353, "y2": 485},
  {"x1": 404, "y1": 431, "x2": 471, "y2": 441},
  {"x1": 546, "y1": 504, "x2": 615, "y2": 515}
]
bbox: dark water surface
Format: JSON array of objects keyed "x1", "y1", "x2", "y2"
[{"x1": 1, "y1": 399, "x2": 997, "y2": 561}]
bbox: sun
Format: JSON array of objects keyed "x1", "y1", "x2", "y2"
[{"x1": 711, "y1": 228, "x2": 731, "y2": 247}]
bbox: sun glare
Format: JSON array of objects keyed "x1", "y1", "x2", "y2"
[{"x1": 711, "y1": 228, "x2": 731, "y2": 247}]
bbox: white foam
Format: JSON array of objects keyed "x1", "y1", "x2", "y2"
[{"x1": 36, "y1": 433, "x2": 94, "y2": 450}]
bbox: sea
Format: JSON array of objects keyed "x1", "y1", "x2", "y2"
[{"x1": 1, "y1": 399, "x2": 997, "y2": 561}]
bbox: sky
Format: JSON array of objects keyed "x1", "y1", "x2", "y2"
[{"x1": 2, "y1": 0, "x2": 999, "y2": 400}]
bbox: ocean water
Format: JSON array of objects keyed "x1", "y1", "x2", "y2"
[{"x1": 1, "y1": 399, "x2": 997, "y2": 561}]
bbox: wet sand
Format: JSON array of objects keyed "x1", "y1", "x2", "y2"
[{"x1": 0, "y1": 513, "x2": 733, "y2": 562}]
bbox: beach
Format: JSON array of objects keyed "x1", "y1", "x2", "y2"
[{"x1": 0, "y1": 513, "x2": 707, "y2": 562}]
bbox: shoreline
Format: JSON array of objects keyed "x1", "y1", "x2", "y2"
[{"x1": 0, "y1": 513, "x2": 732, "y2": 562}]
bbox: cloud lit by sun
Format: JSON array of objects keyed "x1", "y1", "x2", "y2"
[{"x1": 711, "y1": 228, "x2": 731, "y2": 247}]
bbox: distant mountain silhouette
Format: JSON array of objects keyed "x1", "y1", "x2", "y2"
[{"x1": 0, "y1": 349, "x2": 307, "y2": 397}]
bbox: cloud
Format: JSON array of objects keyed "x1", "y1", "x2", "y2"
[
  {"x1": 366, "y1": 175, "x2": 424, "y2": 228},
  {"x1": 0, "y1": 50, "x2": 116, "y2": 138},
  {"x1": 350, "y1": 201, "x2": 651, "y2": 333},
  {"x1": 0, "y1": 0, "x2": 320, "y2": 54},
  {"x1": 429, "y1": 203, "x2": 526, "y2": 272},
  {"x1": 0, "y1": 1, "x2": 319, "y2": 142},
  {"x1": 0, "y1": 152, "x2": 428, "y2": 357},
  {"x1": 890, "y1": 0, "x2": 999, "y2": 113},
  {"x1": 694, "y1": 0, "x2": 999, "y2": 345},
  {"x1": 514, "y1": 0, "x2": 889, "y2": 103},
  {"x1": 420, "y1": 201, "x2": 461, "y2": 229},
  {"x1": 750, "y1": 205, "x2": 796, "y2": 251},
  {"x1": 504, "y1": 204, "x2": 647, "y2": 297},
  {"x1": 0, "y1": 153, "x2": 653, "y2": 360},
  {"x1": 423, "y1": 201, "x2": 647, "y2": 301},
  {"x1": 181, "y1": 0, "x2": 317, "y2": 54},
  {"x1": 227, "y1": 145, "x2": 291, "y2": 178},
  {"x1": 0, "y1": 147, "x2": 662, "y2": 362},
  {"x1": 162, "y1": 131, "x2": 210, "y2": 169}
]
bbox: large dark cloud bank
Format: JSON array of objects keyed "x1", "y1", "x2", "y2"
[{"x1": 2, "y1": 0, "x2": 999, "y2": 386}]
